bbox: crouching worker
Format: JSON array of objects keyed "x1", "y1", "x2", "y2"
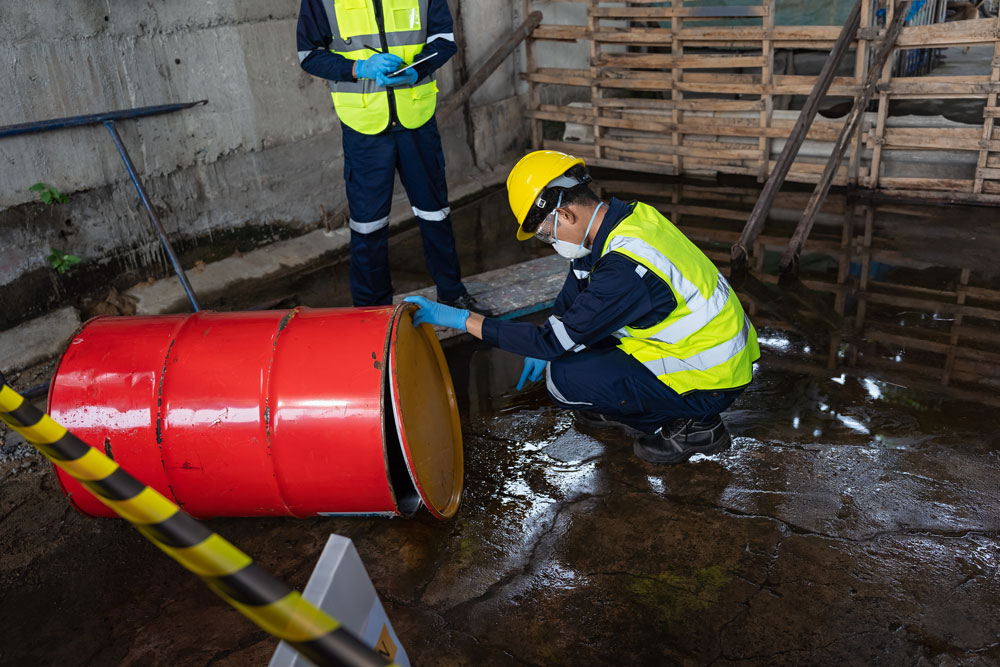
[{"x1": 405, "y1": 151, "x2": 760, "y2": 464}]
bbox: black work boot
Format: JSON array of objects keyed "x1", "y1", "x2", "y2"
[
  {"x1": 441, "y1": 292, "x2": 492, "y2": 316},
  {"x1": 574, "y1": 411, "x2": 643, "y2": 437},
  {"x1": 633, "y1": 415, "x2": 731, "y2": 465}
]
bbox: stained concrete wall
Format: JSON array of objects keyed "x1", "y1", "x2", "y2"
[{"x1": 0, "y1": 0, "x2": 527, "y2": 328}]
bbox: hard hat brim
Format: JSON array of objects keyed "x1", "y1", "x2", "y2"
[{"x1": 509, "y1": 152, "x2": 585, "y2": 242}]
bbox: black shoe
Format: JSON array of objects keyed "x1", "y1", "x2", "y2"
[
  {"x1": 441, "y1": 292, "x2": 491, "y2": 316},
  {"x1": 574, "y1": 411, "x2": 643, "y2": 437},
  {"x1": 633, "y1": 415, "x2": 731, "y2": 465}
]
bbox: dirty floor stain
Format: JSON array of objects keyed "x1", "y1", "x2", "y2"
[{"x1": 1, "y1": 181, "x2": 998, "y2": 666}]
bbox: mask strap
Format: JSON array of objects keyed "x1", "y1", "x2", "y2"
[{"x1": 578, "y1": 202, "x2": 604, "y2": 250}]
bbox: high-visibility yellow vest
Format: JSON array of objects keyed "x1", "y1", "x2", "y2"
[
  {"x1": 600, "y1": 203, "x2": 760, "y2": 394},
  {"x1": 322, "y1": 0, "x2": 439, "y2": 134}
]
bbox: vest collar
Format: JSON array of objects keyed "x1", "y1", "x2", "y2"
[{"x1": 590, "y1": 197, "x2": 636, "y2": 262}]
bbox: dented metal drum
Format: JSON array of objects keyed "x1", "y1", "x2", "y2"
[{"x1": 47, "y1": 305, "x2": 463, "y2": 519}]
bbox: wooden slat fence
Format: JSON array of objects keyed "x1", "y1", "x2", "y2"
[{"x1": 521, "y1": 0, "x2": 1000, "y2": 203}]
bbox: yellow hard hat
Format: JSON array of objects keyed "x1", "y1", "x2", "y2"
[{"x1": 507, "y1": 150, "x2": 586, "y2": 241}]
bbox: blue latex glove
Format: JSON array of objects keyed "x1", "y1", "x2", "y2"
[
  {"x1": 517, "y1": 357, "x2": 546, "y2": 391},
  {"x1": 356, "y1": 53, "x2": 403, "y2": 80},
  {"x1": 404, "y1": 295, "x2": 469, "y2": 331},
  {"x1": 377, "y1": 67, "x2": 419, "y2": 88}
]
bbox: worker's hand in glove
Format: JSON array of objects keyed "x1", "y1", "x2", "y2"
[
  {"x1": 377, "y1": 67, "x2": 419, "y2": 88},
  {"x1": 356, "y1": 53, "x2": 403, "y2": 80},
  {"x1": 516, "y1": 357, "x2": 546, "y2": 391},
  {"x1": 404, "y1": 296, "x2": 469, "y2": 331}
]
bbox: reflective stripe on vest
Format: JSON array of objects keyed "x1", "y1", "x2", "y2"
[
  {"x1": 640, "y1": 316, "x2": 752, "y2": 377},
  {"x1": 601, "y1": 202, "x2": 760, "y2": 393},
  {"x1": 606, "y1": 236, "x2": 734, "y2": 345},
  {"x1": 320, "y1": 0, "x2": 438, "y2": 135}
]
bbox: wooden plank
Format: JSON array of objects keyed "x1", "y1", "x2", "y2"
[
  {"x1": 529, "y1": 108, "x2": 594, "y2": 125},
  {"x1": 850, "y1": 0, "x2": 873, "y2": 185},
  {"x1": 883, "y1": 77, "x2": 999, "y2": 98},
  {"x1": 672, "y1": 0, "x2": 685, "y2": 176},
  {"x1": 593, "y1": 97, "x2": 764, "y2": 112},
  {"x1": 541, "y1": 138, "x2": 595, "y2": 157},
  {"x1": 974, "y1": 21, "x2": 1000, "y2": 193},
  {"x1": 976, "y1": 167, "x2": 1000, "y2": 180},
  {"x1": 592, "y1": 28, "x2": 673, "y2": 45},
  {"x1": 894, "y1": 18, "x2": 999, "y2": 48},
  {"x1": 594, "y1": 53, "x2": 766, "y2": 69},
  {"x1": 523, "y1": 1, "x2": 541, "y2": 149},
  {"x1": 402, "y1": 254, "x2": 570, "y2": 341},
  {"x1": 584, "y1": 156, "x2": 676, "y2": 175},
  {"x1": 521, "y1": 69, "x2": 596, "y2": 87},
  {"x1": 875, "y1": 178, "x2": 976, "y2": 192},
  {"x1": 439, "y1": 10, "x2": 543, "y2": 120},
  {"x1": 675, "y1": 81, "x2": 766, "y2": 94},
  {"x1": 769, "y1": 25, "x2": 861, "y2": 43},
  {"x1": 588, "y1": 0, "x2": 602, "y2": 160},
  {"x1": 671, "y1": 26, "x2": 767, "y2": 41},
  {"x1": 600, "y1": 141, "x2": 765, "y2": 161},
  {"x1": 592, "y1": 5, "x2": 768, "y2": 19},
  {"x1": 531, "y1": 25, "x2": 588, "y2": 42},
  {"x1": 772, "y1": 75, "x2": 862, "y2": 96},
  {"x1": 867, "y1": 0, "x2": 894, "y2": 191},
  {"x1": 872, "y1": 188, "x2": 1000, "y2": 205},
  {"x1": 880, "y1": 128, "x2": 994, "y2": 151},
  {"x1": 527, "y1": 111, "x2": 845, "y2": 140},
  {"x1": 759, "y1": 0, "x2": 776, "y2": 182}
]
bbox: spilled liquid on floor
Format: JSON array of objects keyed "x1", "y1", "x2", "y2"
[{"x1": 3, "y1": 177, "x2": 998, "y2": 665}]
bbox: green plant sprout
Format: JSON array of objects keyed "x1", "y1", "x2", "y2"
[
  {"x1": 30, "y1": 182, "x2": 69, "y2": 205},
  {"x1": 48, "y1": 248, "x2": 81, "y2": 274}
]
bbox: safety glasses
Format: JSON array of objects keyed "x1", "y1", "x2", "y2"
[
  {"x1": 533, "y1": 209, "x2": 558, "y2": 244},
  {"x1": 532, "y1": 191, "x2": 564, "y2": 244}
]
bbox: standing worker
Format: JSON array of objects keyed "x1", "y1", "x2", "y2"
[
  {"x1": 297, "y1": 0, "x2": 486, "y2": 312},
  {"x1": 406, "y1": 151, "x2": 760, "y2": 464}
]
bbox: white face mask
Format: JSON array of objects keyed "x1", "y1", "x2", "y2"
[{"x1": 550, "y1": 197, "x2": 604, "y2": 260}]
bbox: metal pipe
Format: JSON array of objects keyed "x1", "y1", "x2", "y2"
[
  {"x1": 104, "y1": 120, "x2": 200, "y2": 312},
  {"x1": 0, "y1": 100, "x2": 207, "y2": 139}
]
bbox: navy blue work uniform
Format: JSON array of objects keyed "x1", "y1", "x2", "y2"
[
  {"x1": 297, "y1": 0, "x2": 467, "y2": 306},
  {"x1": 481, "y1": 198, "x2": 745, "y2": 434}
]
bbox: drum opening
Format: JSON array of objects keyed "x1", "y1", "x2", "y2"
[{"x1": 383, "y1": 369, "x2": 421, "y2": 516}]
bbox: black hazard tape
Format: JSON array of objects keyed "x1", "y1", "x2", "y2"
[{"x1": 0, "y1": 373, "x2": 395, "y2": 667}]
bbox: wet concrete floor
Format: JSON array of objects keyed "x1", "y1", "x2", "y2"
[{"x1": 1, "y1": 178, "x2": 999, "y2": 665}]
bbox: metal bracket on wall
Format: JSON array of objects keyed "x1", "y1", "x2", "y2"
[{"x1": 0, "y1": 100, "x2": 209, "y2": 312}]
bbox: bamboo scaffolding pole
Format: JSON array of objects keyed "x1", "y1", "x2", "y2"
[
  {"x1": 778, "y1": 2, "x2": 911, "y2": 280},
  {"x1": 729, "y1": 0, "x2": 864, "y2": 282}
]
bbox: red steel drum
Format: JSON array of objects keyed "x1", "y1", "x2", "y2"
[{"x1": 47, "y1": 305, "x2": 463, "y2": 519}]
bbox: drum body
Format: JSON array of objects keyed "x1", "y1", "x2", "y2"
[{"x1": 48, "y1": 305, "x2": 463, "y2": 519}]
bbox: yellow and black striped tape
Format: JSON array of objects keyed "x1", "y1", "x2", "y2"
[{"x1": 0, "y1": 373, "x2": 397, "y2": 667}]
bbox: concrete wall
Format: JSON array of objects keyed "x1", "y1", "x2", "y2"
[{"x1": 0, "y1": 0, "x2": 527, "y2": 328}]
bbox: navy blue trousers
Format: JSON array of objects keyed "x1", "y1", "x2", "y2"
[
  {"x1": 545, "y1": 344, "x2": 745, "y2": 434},
  {"x1": 342, "y1": 118, "x2": 465, "y2": 306}
]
